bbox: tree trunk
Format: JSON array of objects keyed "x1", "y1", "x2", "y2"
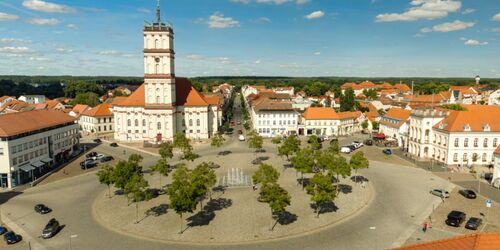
[
  {"x1": 107, "y1": 185, "x2": 111, "y2": 198},
  {"x1": 179, "y1": 213, "x2": 183, "y2": 234},
  {"x1": 316, "y1": 203, "x2": 321, "y2": 218},
  {"x1": 270, "y1": 217, "x2": 279, "y2": 231},
  {"x1": 135, "y1": 202, "x2": 139, "y2": 223}
]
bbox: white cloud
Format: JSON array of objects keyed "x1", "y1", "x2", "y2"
[
  {"x1": 99, "y1": 50, "x2": 135, "y2": 57},
  {"x1": 420, "y1": 20, "x2": 474, "y2": 33},
  {"x1": 305, "y1": 11, "x2": 325, "y2": 19},
  {"x1": 56, "y1": 48, "x2": 73, "y2": 53},
  {"x1": 464, "y1": 39, "x2": 488, "y2": 46},
  {"x1": 461, "y1": 8, "x2": 475, "y2": 15},
  {"x1": 230, "y1": 0, "x2": 251, "y2": 3},
  {"x1": 208, "y1": 12, "x2": 240, "y2": 29},
  {"x1": 0, "y1": 46, "x2": 32, "y2": 54},
  {"x1": 314, "y1": 51, "x2": 321, "y2": 55},
  {"x1": 22, "y1": 0, "x2": 75, "y2": 13},
  {"x1": 0, "y1": 12, "x2": 20, "y2": 21},
  {"x1": 493, "y1": 13, "x2": 500, "y2": 21},
  {"x1": 255, "y1": 59, "x2": 262, "y2": 64},
  {"x1": 251, "y1": 17, "x2": 271, "y2": 23},
  {"x1": 66, "y1": 24, "x2": 78, "y2": 30},
  {"x1": 0, "y1": 38, "x2": 32, "y2": 44},
  {"x1": 27, "y1": 18, "x2": 60, "y2": 25},
  {"x1": 376, "y1": 0, "x2": 461, "y2": 22}
]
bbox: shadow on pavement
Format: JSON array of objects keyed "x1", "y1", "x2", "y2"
[
  {"x1": 310, "y1": 201, "x2": 339, "y2": 215},
  {"x1": 337, "y1": 184, "x2": 353, "y2": 194},
  {"x1": 276, "y1": 211, "x2": 298, "y2": 225},
  {"x1": 186, "y1": 198, "x2": 232, "y2": 227},
  {"x1": 0, "y1": 191, "x2": 23, "y2": 205},
  {"x1": 145, "y1": 204, "x2": 169, "y2": 217},
  {"x1": 350, "y1": 176, "x2": 369, "y2": 183}
]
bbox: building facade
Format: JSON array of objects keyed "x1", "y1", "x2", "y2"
[
  {"x1": 112, "y1": 4, "x2": 221, "y2": 142},
  {"x1": 79, "y1": 104, "x2": 114, "y2": 134},
  {"x1": 0, "y1": 110, "x2": 79, "y2": 188},
  {"x1": 300, "y1": 107, "x2": 361, "y2": 137},
  {"x1": 379, "y1": 108, "x2": 411, "y2": 147}
]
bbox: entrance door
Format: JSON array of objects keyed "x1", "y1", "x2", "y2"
[{"x1": 156, "y1": 133, "x2": 162, "y2": 142}]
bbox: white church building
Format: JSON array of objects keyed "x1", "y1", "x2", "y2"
[{"x1": 113, "y1": 2, "x2": 222, "y2": 142}]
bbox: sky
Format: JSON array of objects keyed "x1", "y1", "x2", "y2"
[{"x1": 0, "y1": 0, "x2": 499, "y2": 78}]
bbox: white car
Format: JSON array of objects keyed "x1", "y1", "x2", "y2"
[
  {"x1": 92, "y1": 154, "x2": 105, "y2": 161},
  {"x1": 352, "y1": 141, "x2": 364, "y2": 149},
  {"x1": 340, "y1": 146, "x2": 351, "y2": 154},
  {"x1": 238, "y1": 135, "x2": 245, "y2": 141}
]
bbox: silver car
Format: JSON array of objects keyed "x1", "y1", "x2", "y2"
[{"x1": 430, "y1": 189, "x2": 450, "y2": 198}]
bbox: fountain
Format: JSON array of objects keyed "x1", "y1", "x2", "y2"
[{"x1": 218, "y1": 168, "x2": 253, "y2": 187}]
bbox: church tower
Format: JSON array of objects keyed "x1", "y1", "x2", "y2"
[{"x1": 143, "y1": 0, "x2": 176, "y2": 107}]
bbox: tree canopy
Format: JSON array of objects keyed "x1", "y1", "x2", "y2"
[
  {"x1": 340, "y1": 87, "x2": 356, "y2": 112},
  {"x1": 252, "y1": 163, "x2": 280, "y2": 186},
  {"x1": 71, "y1": 92, "x2": 101, "y2": 107},
  {"x1": 306, "y1": 173, "x2": 337, "y2": 217}
]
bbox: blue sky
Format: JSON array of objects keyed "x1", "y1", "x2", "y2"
[{"x1": 0, "y1": 0, "x2": 499, "y2": 78}]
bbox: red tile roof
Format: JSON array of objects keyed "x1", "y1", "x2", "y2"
[
  {"x1": 495, "y1": 145, "x2": 500, "y2": 155},
  {"x1": 303, "y1": 107, "x2": 339, "y2": 120},
  {"x1": 72, "y1": 104, "x2": 89, "y2": 115},
  {"x1": 0, "y1": 109, "x2": 76, "y2": 137},
  {"x1": 82, "y1": 103, "x2": 113, "y2": 117},
  {"x1": 395, "y1": 83, "x2": 411, "y2": 92},
  {"x1": 433, "y1": 105, "x2": 500, "y2": 132},
  {"x1": 395, "y1": 233, "x2": 500, "y2": 250},
  {"x1": 380, "y1": 108, "x2": 411, "y2": 128}
]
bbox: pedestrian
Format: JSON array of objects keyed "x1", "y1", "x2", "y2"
[
  {"x1": 252, "y1": 185, "x2": 256, "y2": 191},
  {"x1": 423, "y1": 222, "x2": 428, "y2": 233}
]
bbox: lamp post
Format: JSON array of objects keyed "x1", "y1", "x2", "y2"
[
  {"x1": 69, "y1": 234, "x2": 78, "y2": 250},
  {"x1": 370, "y1": 226, "x2": 377, "y2": 250}
]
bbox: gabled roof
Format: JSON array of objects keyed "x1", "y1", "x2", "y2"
[
  {"x1": 176, "y1": 78, "x2": 208, "y2": 106},
  {"x1": 201, "y1": 94, "x2": 222, "y2": 106},
  {"x1": 46, "y1": 100, "x2": 63, "y2": 110},
  {"x1": 0, "y1": 109, "x2": 76, "y2": 137},
  {"x1": 337, "y1": 111, "x2": 361, "y2": 120},
  {"x1": 254, "y1": 98, "x2": 293, "y2": 112},
  {"x1": 433, "y1": 105, "x2": 500, "y2": 132},
  {"x1": 395, "y1": 83, "x2": 411, "y2": 92},
  {"x1": 303, "y1": 107, "x2": 339, "y2": 120},
  {"x1": 82, "y1": 103, "x2": 113, "y2": 117},
  {"x1": 378, "y1": 83, "x2": 393, "y2": 89},
  {"x1": 72, "y1": 104, "x2": 90, "y2": 114},
  {"x1": 395, "y1": 233, "x2": 500, "y2": 250},
  {"x1": 114, "y1": 84, "x2": 145, "y2": 106},
  {"x1": 380, "y1": 108, "x2": 411, "y2": 128}
]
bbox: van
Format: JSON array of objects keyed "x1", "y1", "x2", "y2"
[{"x1": 340, "y1": 146, "x2": 351, "y2": 154}]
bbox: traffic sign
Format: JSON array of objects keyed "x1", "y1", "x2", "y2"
[{"x1": 486, "y1": 199, "x2": 493, "y2": 208}]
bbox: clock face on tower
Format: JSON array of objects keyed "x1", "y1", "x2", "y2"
[{"x1": 155, "y1": 57, "x2": 160, "y2": 63}]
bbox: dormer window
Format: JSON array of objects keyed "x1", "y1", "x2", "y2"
[
  {"x1": 439, "y1": 123, "x2": 446, "y2": 129},
  {"x1": 463, "y1": 124, "x2": 471, "y2": 132},
  {"x1": 483, "y1": 124, "x2": 490, "y2": 132}
]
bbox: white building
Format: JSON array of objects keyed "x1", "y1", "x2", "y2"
[
  {"x1": 18, "y1": 95, "x2": 45, "y2": 104},
  {"x1": 379, "y1": 108, "x2": 411, "y2": 147},
  {"x1": 0, "y1": 109, "x2": 79, "y2": 188},
  {"x1": 407, "y1": 105, "x2": 500, "y2": 167},
  {"x1": 273, "y1": 87, "x2": 294, "y2": 96},
  {"x1": 250, "y1": 97, "x2": 298, "y2": 137},
  {"x1": 300, "y1": 107, "x2": 362, "y2": 137},
  {"x1": 488, "y1": 88, "x2": 500, "y2": 106},
  {"x1": 79, "y1": 103, "x2": 114, "y2": 134},
  {"x1": 493, "y1": 146, "x2": 500, "y2": 188},
  {"x1": 113, "y1": 5, "x2": 221, "y2": 142}
]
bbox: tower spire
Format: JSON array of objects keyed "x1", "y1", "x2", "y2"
[{"x1": 156, "y1": 0, "x2": 161, "y2": 25}]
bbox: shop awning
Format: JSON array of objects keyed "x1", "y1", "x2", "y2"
[
  {"x1": 41, "y1": 158, "x2": 53, "y2": 163},
  {"x1": 19, "y1": 164, "x2": 35, "y2": 172},
  {"x1": 372, "y1": 133, "x2": 386, "y2": 139},
  {"x1": 31, "y1": 161, "x2": 45, "y2": 168}
]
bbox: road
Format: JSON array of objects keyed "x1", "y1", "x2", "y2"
[{"x1": 0, "y1": 93, "x2": 452, "y2": 250}]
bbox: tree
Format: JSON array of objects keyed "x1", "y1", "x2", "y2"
[
  {"x1": 328, "y1": 141, "x2": 340, "y2": 154},
  {"x1": 278, "y1": 135, "x2": 301, "y2": 160},
  {"x1": 261, "y1": 183, "x2": 291, "y2": 231},
  {"x1": 112, "y1": 154, "x2": 143, "y2": 191},
  {"x1": 191, "y1": 162, "x2": 217, "y2": 209},
  {"x1": 291, "y1": 148, "x2": 315, "y2": 189},
  {"x1": 372, "y1": 121, "x2": 380, "y2": 131},
  {"x1": 308, "y1": 134, "x2": 321, "y2": 151},
  {"x1": 167, "y1": 166, "x2": 198, "y2": 234},
  {"x1": 97, "y1": 165, "x2": 115, "y2": 197},
  {"x1": 173, "y1": 132, "x2": 199, "y2": 161},
  {"x1": 361, "y1": 120, "x2": 369, "y2": 130},
  {"x1": 211, "y1": 133, "x2": 225, "y2": 148},
  {"x1": 340, "y1": 87, "x2": 356, "y2": 112},
  {"x1": 151, "y1": 143, "x2": 174, "y2": 188},
  {"x1": 327, "y1": 155, "x2": 351, "y2": 192},
  {"x1": 125, "y1": 174, "x2": 152, "y2": 223},
  {"x1": 271, "y1": 136, "x2": 282, "y2": 145},
  {"x1": 71, "y1": 92, "x2": 101, "y2": 107},
  {"x1": 159, "y1": 142, "x2": 174, "y2": 159},
  {"x1": 306, "y1": 173, "x2": 336, "y2": 218},
  {"x1": 441, "y1": 103, "x2": 467, "y2": 111},
  {"x1": 350, "y1": 151, "x2": 369, "y2": 182},
  {"x1": 64, "y1": 81, "x2": 102, "y2": 98},
  {"x1": 324, "y1": 97, "x2": 332, "y2": 107},
  {"x1": 247, "y1": 130, "x2": 263, "y2": 153},
  {"x1": 362, "y1": 89, "x2": 377, "y2": 100},
  {"x1": 252, "y1": 163, "x2": 280, "y2": 186}
]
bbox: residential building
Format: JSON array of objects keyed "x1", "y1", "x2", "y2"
[
  {"x1": 79, "y1": 104, "x2": 114, "y2": 134},
  {"x1": 250, "y1": 97, "x2": 298, "y2": 137},
  {"x1": 273, "y1": 87, "x2": 294, "y2": 96},
  {"x1": 449, "y1": 86, "x2": 481, "y2": 104},
  {"x1": 407, "y1": 105, "x2": 500, "y2": 167},
  {"x1": 113, "y1": 6, "x2": 221, "y2": 142},
  {"x1": 395, "y1": 233, "x2": 500, "y2": 250},
  {"x1": 291, "y1": 95, "x2": 313, "y2": 111},
  {"x1": 0, "y1": 110, "x2": 79, "y2": 188},
  {"x1": 68, "y1": 104, "x2": 90, "y2": 118},
  {"x1": 488, "y1": 88, "x2": 500, "y2": 106},
  {"x1": 379, "y1": 108, "x2": 412, "y2": 147},
  {"x1": 0, "y1": 96, "x2": 15, "y2": 107},
  {"x1": 493, "y1": 146, "x2": 500, "y2": 188},
  {"x1": 300, "y1": 107, "x2": 362, "y2": 137},
  {"x1": 18, "y1": 95, "x2": 46, "y2": 104}
]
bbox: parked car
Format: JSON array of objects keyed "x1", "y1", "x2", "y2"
[
  {"x1": 110, "y1": 142, "x2": 118, "y2": 147},
  {"x1": 217, "y1": 150, "x2": 232, "y2": 156},
  {"x1": 340, "y1": 146, "x2": 351, "y2": 154},
  {"x1": 34, "y1": 204, "x2": 52, "y2": 214},
  {"x1": 255, "y1": 148, "x2": 266, "y2": 153},
  {"x1": 238, "y1": 129, "x2": 243, "y2": 135},
  {"x1": 465, "y1": 217, "x2": 483, "y2": 230},
  {"x1": 0, "y1": 227, "x2": 7, "y2": 235},
  {"x1": 93, "y1": 139, "x2": 102, "y2": 143},
  {"x1": 85, "y1": 152, "x2": 97, "y2": 158},
  {"x1": 100, "y1": 156, "x2": 114, "y2": 163},
  {"x1": 239, "y1": 135, "x2": 245, "y2": 141},
  {"x1": 80, "y1": 160, "x2": 97, "y2": 169},
  {"x1": 42, "y1": 218, "x2": 60, "y2": 239},
  {"x1": 348, "y1": 145, "x2": 357, "y2": 151},
  {"x1": 430, "y1": 189, "x2": 450, "y2": 198},
  {"x1": 207, "y1": 162, "x2": 221, "y2": 169},
  {"x1": 445, "y1": 210, "x2": 466, "y2": 227},
  {"x1": 3, "y1": 232, "x2": 22, "y2": 244},
  {"x1": 352, "y1": 141, "x2": 364, "y2": 148},
  {"x1": 383, "y1": 149, "x2": 392, "y2": 155},
  {"x1": 91, "y1": 154, "x2": 105, "y2": 161},
  {"x1": 252, "y1": 158, "x2": 262, "y2": 165},
  {"x1": 459, "y1": 189, "x2": 477, "y2": 199},
  {"x1": 364, "y1": 139, "x2": 373, "y2": 146}
]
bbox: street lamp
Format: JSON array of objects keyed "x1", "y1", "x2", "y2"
[
  {"x1": 369, "y1": 226, "x2": 377, "y2": 250},
  {"x1": 69, "y1": 234, "x2": 78, "y2": 250}
]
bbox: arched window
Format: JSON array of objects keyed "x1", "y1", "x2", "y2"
[
  {"x1": 494, "y1": 138, "x2": 498, "y2": 147},
  {"x1": 155, "y1": 39, "x2": 159, "y2": 49},
  {"x1": 189, "y1": 119, "x2": 193, "y2": 126},
  {"x1": 196, "y1": 119, "x2": 200, "y2": 126},
  {"x1": 482, "y1": 153, "x2": 487, "y2": 162},
  {"x1": 142, "y1": 119, "x2": 146, "y2": 126},
  {"x1": 157, "y1": 122, "x2": 161, "y2": 130},
  {"x1": 463, "y1": 153, "x2": 467, "y2": 161},
  {"x1": 484, "y1": 138, "x2": 488, "y2": 147},
  {"x1": 464, "y1": 138, "x2": 469, "y2": 147},
  {"x1": 454, "y1": 138, "x2": 459, "y2": 147},
  {"x1": 474, "y1": 138, "x2": 478, "y2": 147},
  {"x1": 156, "y1": 96, "x2": 160, "y2": 103},
  {"x1": 134, "y1": 119, "x2": 138, "y2": 126},
  {"x1": 155, "y1": 64, "x2": 160, "y2": 74},
  {"x1": 127, "y1": 119, "x2": 131, "y2": 126}
]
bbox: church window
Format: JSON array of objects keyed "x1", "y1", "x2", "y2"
[
  {"x1": 196, "y1": 119, "x2": 200, "y2": 126},
  {"x1": 127, "y1": 119, "x2": 131, "y2": 126},
  {"x1": 155, "y1": 64, "x2": 160, "y2": 74},
  {"x1": 156, "y1": 96, "x2": 160, "y2": 103},
  {"x1": 142, "y1": 119, "x2": 146, "y2": 126},
  {"x1": 155, "y1": 39, "x2": 159, "y2": 49},
  {"x1": 134, "y1": 119, "x2": 138, "y2": 126},
  {"x1": 189, "y1": 119, "x2": 193, "y2": 126},
  {"x1": 157, "y1": 122, "x2": 161, "y2": 130}
]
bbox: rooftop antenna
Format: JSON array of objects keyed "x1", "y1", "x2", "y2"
[{"x1": 156, "y1": 0, "x2": 161, "y2": 25}]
